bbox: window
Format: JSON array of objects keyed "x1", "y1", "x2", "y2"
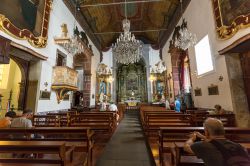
[
  {"x1": 56, "y1": 50, "x2": 66, "y2": 66},
  {"x1": 194, "y1": 35, "x2": 214, "y2": 76}
]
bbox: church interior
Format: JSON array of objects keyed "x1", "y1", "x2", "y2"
[{"x1": 0, "y1": 0, "x2": 250, "y2": 165}]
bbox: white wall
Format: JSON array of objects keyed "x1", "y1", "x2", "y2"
[
  {"x1": 0, "y1": 0, "x2": 100, "y2": 112},
  {"x1": 90, "y1": 47, "x2": 100, "y2": 106},
  {"x1": 102, "y1": 48, "x2": 113, "y2": 68},
  {"x1": 149, "y1": 46, "x2": 160, "y2": 69},
  {"x1": 162, "y1": 0, "x2": 250, "y2": 110}
]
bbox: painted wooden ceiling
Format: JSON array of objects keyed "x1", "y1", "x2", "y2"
[{"x1": 65, "y1": 0, "x2": 189, "y2": 51}]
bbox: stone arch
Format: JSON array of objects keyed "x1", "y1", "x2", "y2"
[
  {"x1": 9, "y1": 55, "x2": 29, "y2": 110},
  {"x1": 73, "y1": 53, "x2": 92, "y2": 107}
]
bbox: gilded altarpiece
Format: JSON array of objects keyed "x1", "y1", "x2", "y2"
[
  {"x1": 96, "y1": 76, "x2": 111, "y2": 103},
  {"x1": 117, "y1": 63, "x2": 147, "y2": 102},
  {"x1": 151, "y1": 72, "x2": 166, "y2": 102}
]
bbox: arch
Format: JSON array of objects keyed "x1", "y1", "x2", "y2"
[
  {"x1": 73, "y1": 53, "x2": 92, "y2": 107},
  {"x1": 0, "y1": 57, "x2": 23, "y2": 112},
  {"x1": 9, "y1": 55, "x2": 29, "y2": 110}
]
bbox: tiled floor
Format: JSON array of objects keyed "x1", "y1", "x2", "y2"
[{"x1": 96, "y1": 110, "x2": 154, "y2": 166}]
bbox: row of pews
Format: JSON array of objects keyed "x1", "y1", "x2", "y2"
[
  {"x1": 140, "y1": 106, "x2": 250, "y2": 166},
  {"x1": 0, "y1": 106, "x2": 125, "y2": 166}
]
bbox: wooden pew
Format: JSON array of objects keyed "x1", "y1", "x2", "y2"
[
  {"x1": 33, "y1": 115, "x2": 59, "y2": 127},
  {"x1": 69, "y1": 112, "x2": 116, "y2": 139},
  {"x1": 140, "y1": 110, "x2": 177, "y2": 128},
  {"x1": 207, "y1": 114, "x2": 236, "y2": 127},
  {"x1": 187, "y1": 110, "x2": 209, "y2": 126},
  {"x1": 0, "y1": 127, "x2": 93, "y2": 165},
  {"x1": 0, "y1": 141, "x2": 68, "y2": 165},
  {"x1": 141, "y1": 112, "x2": 192, "y2": 138},
  {"x1": 159, "y1": 127, "x2": 250, "y2": 166},
  {"x1": 187, "y1": 110, "x2": 236, "y2": 127},
  {"x1": 46, "y1": 112, "x2": 70, "y2": 127}
]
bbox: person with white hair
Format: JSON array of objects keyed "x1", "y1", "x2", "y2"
[{"x1": 108, "y1": 101, "x2": 119, "y2": 122}]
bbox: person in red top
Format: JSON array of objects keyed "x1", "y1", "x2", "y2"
[{"x1": 0, "y1": 111, "x2": 16, "y2": 128}]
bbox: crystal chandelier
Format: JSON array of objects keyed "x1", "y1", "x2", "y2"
[
  {"x1": 54, "y1": 24, "x2": 85, "y2": 55},
  {"x1": 68, "y1": 31, "x2": 85, "y2": 55},
  {"x1": 174, "y1": 0, "x2": 197, "y2": 50},
  {"x1": 112, "y1": 1, "x2": 143, "y2": 64}
]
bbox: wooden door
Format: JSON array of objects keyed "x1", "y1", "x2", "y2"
[
  {"x1": 26, "y1": 80, "x2": 38, "y2": 111},
  {"x1": 240, "y1": 51, "x2": 250, "y2": 111}
]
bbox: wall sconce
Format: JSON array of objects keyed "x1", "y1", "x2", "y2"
[
  {"x1": 107, "y1": 76, "x2": 114, "y2": 83},
  {"x1": 44, "y1": 82, "x2": 48, "y2": 91},
  {"x1": 149, "y1": 75, "x2": 156, "y2": 82},
  {"x1": 218, "y1": 75, "x2": 223, "y2": 81}
]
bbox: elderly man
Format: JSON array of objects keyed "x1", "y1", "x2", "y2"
[
  {"x1": 184, "y1": 118, "x2": 249, "y2": 166},
  {"x1": 11, "y1": 109, "x2": 33, "y2": 128}
]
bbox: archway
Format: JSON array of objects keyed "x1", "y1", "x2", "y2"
[
  {"x1": 0, "y1": 58, "x2": 22, "y2": 117},
  {"x1": 73, "y1": 53, "x2": 92, "y2": 107},
  {"x1": 219, "y1": 34, "x2": 250, "y2": 127}
]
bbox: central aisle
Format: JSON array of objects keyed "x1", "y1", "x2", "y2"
[{"x1": 96, "y1": 110, "x2": 153, "y2": 166}]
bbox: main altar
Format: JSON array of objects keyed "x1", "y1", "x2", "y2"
[{"x1": 117, "y1": 61, "x2": 147, "y2": 103}]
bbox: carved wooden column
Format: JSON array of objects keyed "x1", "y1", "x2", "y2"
[
  {"x1": 0, "y1": 36, "x2": 11, "y2": 64},
  {"x1": 169, "y1": 47, "x2": 182, "y2": 97},
  {"x1": 83, "y1": 72, "x2": 91, "y2": 107}
]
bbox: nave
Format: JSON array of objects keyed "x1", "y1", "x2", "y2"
[
  {"x1": 0, "y1": 0, "x2": 250, "y2": 165},
  {"x1": 96, "y1": 110, "x2": 153, "y2": 166}
]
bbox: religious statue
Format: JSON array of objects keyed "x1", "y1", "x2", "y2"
[
  {"x1": 156, "y1": 80, "x2": 164, "y2": 96},
  {"x1": 99, "y1": 92, "x2": 104, "y2": 103},
  {"x1": 131, "y1": 90, "x2": 135, "y2": 96},
  {"x1": 99, "y1": 80, "x2": 106, "y2": 95}
]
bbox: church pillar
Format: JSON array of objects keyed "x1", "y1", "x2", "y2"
[
  {"x1": 142, "y1": 45, "x2": 151, "y2": 102},
  {"x1": 225, "y1": 54, "x2": 250, "y2": 127},
  {"x1": 83, "y1": 72, "x2": 91, "y2": 107}
]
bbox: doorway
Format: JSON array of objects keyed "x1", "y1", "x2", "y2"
[{"x1": 240, "y1": 51, "x2": 250, "y2": 111}]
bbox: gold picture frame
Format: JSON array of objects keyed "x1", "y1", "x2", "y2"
[
  {"x1": 212, "y1": 0, "x2": 250, "y2": 39},
  {"x1": 0, "y1": 0, "x2": 52, "y2": 48}
]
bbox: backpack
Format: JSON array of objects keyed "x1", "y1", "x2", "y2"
[{"x1": 210, "y1": 139, "x2": 250, "y2": 166}]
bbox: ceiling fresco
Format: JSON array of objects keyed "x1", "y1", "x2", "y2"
[{"x1": 65, "y1": 0, "x2": 190, "y2": 51}]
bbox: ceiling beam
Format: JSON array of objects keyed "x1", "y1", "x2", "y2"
[
  {"x1": 63, "y1": 0, "x2": 102, "y2": 52},
  {"x1": 93, "y1": 28, "x2": 168, "y2": 35},
  {"x1": 159, "y1": 0, "x2": 191, "y2": 48},
  {"x1": 80, "y1": 0, "x2": 164, "y2": 8}
]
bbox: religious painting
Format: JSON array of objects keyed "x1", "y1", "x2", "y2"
[
  {"x1": 0, "y1": 0, "x2": 52, "y2": 47},
  {"x1": 126, "y1": 77, "x2": 138, "y2": 91},
  {"x1": 208, "y1": 85, "x2": 219, "y2": 95},
  {"x1": 39, "y1": 90, "x2": 51, "y2": 100},
  {"x1": 194, "y1": 88, "x2": 202, "y2": 96},
  {"x1": 212, "y1": 0, "x2": 250, "y2": 39}
]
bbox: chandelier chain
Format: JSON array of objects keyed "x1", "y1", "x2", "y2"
[{"x1": 112, "y1": 0, "x2": 143, "y2": 64}]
